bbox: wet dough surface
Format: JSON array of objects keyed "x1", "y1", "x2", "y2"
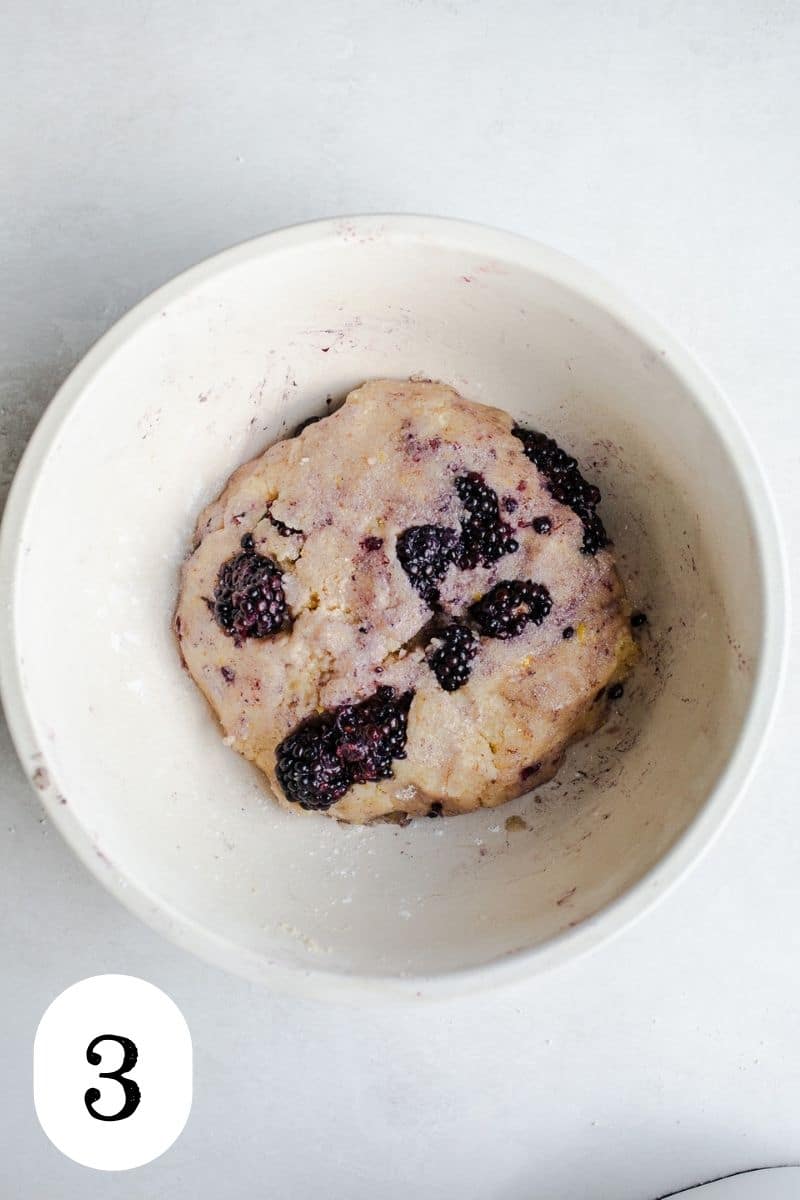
[{"x1": 176, "y1": 379, "x2": 636, "y2": 823}]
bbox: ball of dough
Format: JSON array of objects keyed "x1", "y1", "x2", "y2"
[{"x1": 176, "y1": 379, "x2": 636, "y2": 823}]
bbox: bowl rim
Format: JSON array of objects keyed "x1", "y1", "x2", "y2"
[{"x1": 0, "y1": 214, "x2": 789, "y2": 1001}]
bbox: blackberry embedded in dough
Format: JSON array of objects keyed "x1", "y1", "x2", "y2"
[
  {"x1": 427, "y1": 622, "x2": 478, "y2": 691},
  {"x1": 455, "y1": 472, "x2": 519, "y2": 568},
  {"x1": 396, "y1": 523, "x2": 460, "y2": 606},
  {"x1": 469, "y1": 579, "x2": 552, "y2": 639},
  {"x1": 212, "y1": 542, "x2": 288, "y2": 644},
  {"x1": 275, "y1": 687, "x2": 414, "y2": 809},
  {"x1": 274, "y1": 716, "x2": 350, "y2": 810},
  {"x1": 513, "y1": 427, "x2": 608, "y2": 555}
]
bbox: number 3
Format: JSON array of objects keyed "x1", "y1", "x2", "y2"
[{"x1": 84, "y1": 1034, "x2": 141, "y2": 1121}]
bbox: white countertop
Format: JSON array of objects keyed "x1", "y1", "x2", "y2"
[{"x1": 2, "y1": 2, "x2": 799, "y2": 1196}]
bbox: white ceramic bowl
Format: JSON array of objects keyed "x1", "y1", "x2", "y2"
[{"x1": 0, "y1": 216, "x2": 786, "y2": 998}]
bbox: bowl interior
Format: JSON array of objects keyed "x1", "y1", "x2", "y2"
[{"x1": 7, "y1": 221, "x2": 765, "y2": 983}]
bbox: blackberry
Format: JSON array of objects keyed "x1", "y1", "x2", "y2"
[
  {"x1": 532, "y1": 515, "x2": 552, "y2": 535},
  {"x1": 428, "y1": 622, "x2": 478, "y2": 691},
  {"x1": 512, "y1": 427, "x2": 608, "y2": 555},
  {"x1": 213, "y1": 539, "x2": 288, "y2": 645},
  {"x1": 608, "y1": 682, "x2": 625, "y2": 701},
  {"x1": 275, "y1": 717, "x2": 350, "y2": 810},
  {"x1": 361, "y1": 535, "x2": 384, "y2": 552},
  {"x1": 427, "y1": 801, "x2": 444, "y2": 818},
  {"x1": 334, "y1": 687, "x2": 413, "y2": 784},
  {"x1": 580, "y1": 512, "x2": 608, "y2": 557},
  {"x1": 469, "y1": 579, "x2": 552, "y2": 639},
  {"x1": 396, "y1": 524, "x2": 460, "y2": 605},
  {"x1": 275, "y1": 687, "x2": 414, "y2": 810},
  {"x1": 562, "y1": 626, "x2": 575, "y2": 640},
  {"x1": 455, "y1": 472, "x2": 519, "y2": 569},
  {"x1": 631, "y1": 610, "x2": 648, "y2": 628}
]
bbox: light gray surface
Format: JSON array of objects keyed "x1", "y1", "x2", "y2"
[
  {"x1": 675, "y1": 1169, "x2": 800, "y2": 1198},
  {"x1": 2, "y1": 2, "x2": 799, "y2": 1197}
]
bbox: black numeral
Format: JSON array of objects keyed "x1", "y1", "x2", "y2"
[{"x1": 84, "y1": 1034, "x2": 141, "y2": 1121}]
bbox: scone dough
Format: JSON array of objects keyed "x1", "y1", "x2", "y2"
[{"x1": 176, "y1": 380, "x2": 636, "y2": 823}]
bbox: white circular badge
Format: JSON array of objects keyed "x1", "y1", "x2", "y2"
[{"x1": 33, "y1": 974, "x2": 192, "y2": 1170}]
